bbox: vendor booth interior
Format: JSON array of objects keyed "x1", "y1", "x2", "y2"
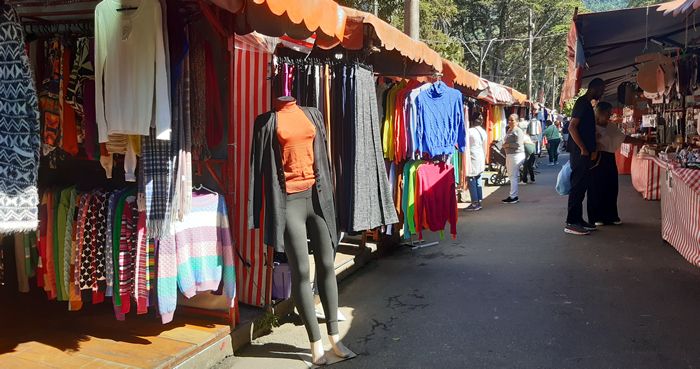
[
  {"x1": 561, "y1": 1, "x2": 700, "y2": 270},
  {"x1": 0, "y1": 0, "x2": 530, "y2": 366}
]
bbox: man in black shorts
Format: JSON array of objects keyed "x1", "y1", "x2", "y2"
[{"x1": 565, "y1": 78, "x2": 606, "y2": 235}]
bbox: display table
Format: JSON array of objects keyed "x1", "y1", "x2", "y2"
[
  {"x1": 615, "y1": 143, "x2": 640, "y2": 175},
  {"x1": 631, "y1": 152, "x2": 664, "y2": 200},
  {"x1": 661, "y1": 165, "x2": 700, "y2": 267}
]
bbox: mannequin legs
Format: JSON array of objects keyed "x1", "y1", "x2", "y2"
[{"x1": 284, "y1": 189, "x2": 343, "y2": 364}]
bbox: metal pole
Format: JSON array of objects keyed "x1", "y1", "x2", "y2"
[
  {"x1": 479, "y1": 38, "x2": 495, "y2": 78},
  {"x1": 404, "y1": 0, "x2": 420, "y2": 39},
  {"x1": 552, "y1": 68, "x2": 556, "y2": 109},
  {"x1": 528, "y1": 9, "x2": 533, "y2": 102},
  {"x1": 373, "y1": 0, "x2": 378, "y2": 16}
]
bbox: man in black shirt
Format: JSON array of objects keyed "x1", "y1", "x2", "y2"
[{"x1": 565, "y1": 78, "x2": 606, "y2": 235}]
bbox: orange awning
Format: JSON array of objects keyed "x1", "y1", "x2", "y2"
[
  {"x1": 441, "y1": 59, "x2": 481, "y2": 90},
  {"x1": 341, "y1": 7, "x2": 443, "y2": 72},
  {"x1": 508, "y1": 87, "x2": 528, "y2": 105},
  {"x1": 209, "y1": 0, "x2": 347, "y2": 44}
]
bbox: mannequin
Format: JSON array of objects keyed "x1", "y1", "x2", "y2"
[{"x1": 249, "y1": 96, "x2": 352, "y2": 365}]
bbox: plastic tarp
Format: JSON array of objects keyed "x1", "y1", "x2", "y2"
[{"x1": 477, "y1": 79, "x2": 514, "y2": 105}]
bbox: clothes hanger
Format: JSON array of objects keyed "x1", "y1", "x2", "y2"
[{"x1": 193, "y1": 184, "x2": 216, "y2": 194}]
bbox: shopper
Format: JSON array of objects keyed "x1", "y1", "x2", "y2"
[
  {"x1": 502, "y1": 114, "x2": 525, "y2": 204},
  {"x1": 587, "y1": 102, "x2": 645, "y2": 226},
  {"x1": 543, "y1": 120, "x2": 562, "y2": 165},
  {"x1": 466, "y1": 116, "x2": 487, "y2": 211},
  {"x1": 564, "y1": 78, "x2": 606, "y2": 235},
  {"x1": 521, "y1": 130, "x2": 537, "y2": 184}
]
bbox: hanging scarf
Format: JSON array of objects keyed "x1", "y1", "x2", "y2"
[
  {"x1": 140, "y1": 129, "x2": 173, "y2": 239},
  {"x1": 0, "y1": 5, "x2": 41, "y2": 232},
  {"x1": 188, "y1": 27, "x2": 209, "y2": 161}
]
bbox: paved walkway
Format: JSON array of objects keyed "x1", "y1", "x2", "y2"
[{"x1": 216, "y1": 155, "x2": 700, "y2": 369}]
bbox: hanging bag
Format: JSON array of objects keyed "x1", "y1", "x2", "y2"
[{"x1": 555, "y1": 161, "x2": 572, "y2": 196}]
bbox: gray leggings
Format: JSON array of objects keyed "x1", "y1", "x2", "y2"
[{"x1": 284, "y1": 189, "x2": 338, "y2": 341}]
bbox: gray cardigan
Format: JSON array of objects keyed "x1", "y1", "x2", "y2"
[{"x1": 248, "y1": 107, "x2": 339, "y2": 253}]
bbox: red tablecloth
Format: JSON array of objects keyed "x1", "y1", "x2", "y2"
[
  {"x1": 661, "y1": 166, "x2": 700, "y2": 267},
  {"x1": 615, "y1": 143, "x2": 640, "y2": 175},
  {"x1": 631, "y1": 153, "x2": 664, "y2": 200}
]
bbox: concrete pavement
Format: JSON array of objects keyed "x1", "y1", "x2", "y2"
[{"x1": 215, "y1": 155, "x2": 700, "y2": 369}]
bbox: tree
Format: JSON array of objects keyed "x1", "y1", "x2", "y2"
[
  {"x1": 451, "y1": 0, "x2": 582, "y2": 101},
  {"x1": 338, "y1": 0, "x2": 464, "y2": 62}
]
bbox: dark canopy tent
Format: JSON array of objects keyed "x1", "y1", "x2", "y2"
[{"x1": 561, "y1": 3, "x2": 700, "y2": 103}]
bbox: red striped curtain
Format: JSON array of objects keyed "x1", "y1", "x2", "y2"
[{"x1": 232, "y1": 43, "x2": 272, "y2": 307}]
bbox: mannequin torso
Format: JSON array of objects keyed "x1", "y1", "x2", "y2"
[{"x1": 275, "y1": 98, "x2": 316, "y2": 194}]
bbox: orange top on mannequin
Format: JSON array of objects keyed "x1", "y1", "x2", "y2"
[{"x1": 275, "y1": 97, "x2": 317, "y2": 194}]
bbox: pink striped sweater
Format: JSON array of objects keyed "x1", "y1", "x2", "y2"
[{"x1": 157, "y1": 191, "x2": 235, "y2": 324}]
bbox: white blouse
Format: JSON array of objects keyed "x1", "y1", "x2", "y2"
[
  {"x1": 468, "y1": 126, "x2": 487, "y2": 177},
  {"x1": 95, "y1": 0, "x2": 171, "y2": 142},
  {"x1": 596, "y1": 123, "x2": 626, "y2": 153}
]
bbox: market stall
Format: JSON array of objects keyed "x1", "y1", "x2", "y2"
[
  {"x1": 661, "y1": 163, "x2": 700, "y2": 267},
  {"x1": 631, "y1": 148, "x2": 665, "y2": 200},
  {"x1": 561, "y1": 2, "x2": 700, "y2": 267}
]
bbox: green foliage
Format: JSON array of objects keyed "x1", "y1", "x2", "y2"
[
  {"x1": 562, "y1": 89, "x2": 585, "y2": 116},
  {"x1": 338, "y1": 0, "x2": 464, "y2": 62},
  {"x1": 453, "y1": 0, "x2": 582, "y2": 100},
  {"x1": 583, "y1": 0, "x2": 665, "y2": 12},
  {"x1": 256, "y1": 311, "x2": 281, "y2": 334}
]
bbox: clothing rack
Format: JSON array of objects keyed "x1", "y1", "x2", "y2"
[{"x1": 24, "y1": 21, "x2": 92, "y2": 37}]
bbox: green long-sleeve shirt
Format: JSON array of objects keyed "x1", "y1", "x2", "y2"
[{"x1": 544, "y1": 125, "x2": 562, "y2": 141}]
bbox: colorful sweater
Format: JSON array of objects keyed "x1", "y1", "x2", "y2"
[{"x1": 158, "y1": 191, "x2": 235, "y2": 324}]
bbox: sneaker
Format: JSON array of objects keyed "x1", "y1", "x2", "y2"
[
  {"x1": 565, "y1": 223, "x2": 591, "y2": 235},
  {"x1": 465, "y1": 203, "x2": 482, "y2": 211},
  {"x1": 530, "y1": 179, "x2": 536, "y2": 184},
  {"x1": 502, "y1": 197, "x2": 519, "y2": 204},
  {"x1": 594, "y1": 221, "x2": 605, "y2": 226},
  {"x1": 555, "y1": 161, "x2": 559, "y2": 165},
  {"x1": 580, "y1": 221, "x2": 597, "y2": 231},
  {"x1": 612, "y1": 220, "x2": 623, "y2": 225},
  {"x1": 549, "y1": 163, "x2": 555, "y2": 166}
]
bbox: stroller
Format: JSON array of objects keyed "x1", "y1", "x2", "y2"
[{"x1": 486, "y1": 140, "x2": 508, "y2": 186}]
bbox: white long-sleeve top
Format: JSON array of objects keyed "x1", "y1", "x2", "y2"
[{"x1": 95, "y1": 0, "x2": 171, "y2": 142}]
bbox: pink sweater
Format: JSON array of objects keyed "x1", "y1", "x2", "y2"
[{"x1": 415, "y1": 162, "x2": 458, "y2": 239}]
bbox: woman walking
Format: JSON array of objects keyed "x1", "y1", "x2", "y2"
[
  {"x1": 502, "y1": 114, "x2": 525, "y2": 204},
  {"x1": 465, "y1": 116, "x2": 487, "y2": 211},
  {"x1": 544, "y1": 120, "x2": 562, "y2": 165}
]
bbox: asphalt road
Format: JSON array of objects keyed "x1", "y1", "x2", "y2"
[{"x1": 221, "y1": 155, "x2": 700, "y2": 369}]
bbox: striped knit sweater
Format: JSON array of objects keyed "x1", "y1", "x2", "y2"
[{"x1": 158, "y1": 191, "x2": 235, "y2": 324}]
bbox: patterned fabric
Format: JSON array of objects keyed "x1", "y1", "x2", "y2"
[
  {"x1": 135, "y1": 210, "x2": 149, "y2": 313},
  {"x1": 73, "y1": 193, "x2": 89, "y2": 294},
  {"x1": 118, "y1": 197, "x2": 137, "y2": 303},
  {"x1": 104, "y1": 191, "x2": 119, "y2": 296},
  {"x1": 79, "y1": 192, "x2": 108, "y2": 290},
  {"x1": 0, "y1": 5, "x2": 41, "y2": 232},
  {"x1": 66, "y1": 37, "x2": 93, "y2": 117},
  {"x1": 39, "y1": 38, "x2": 61, "y2": 155},
  {"x1": 140, "y1": 128, "x2": 173, "y2": 238}
]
